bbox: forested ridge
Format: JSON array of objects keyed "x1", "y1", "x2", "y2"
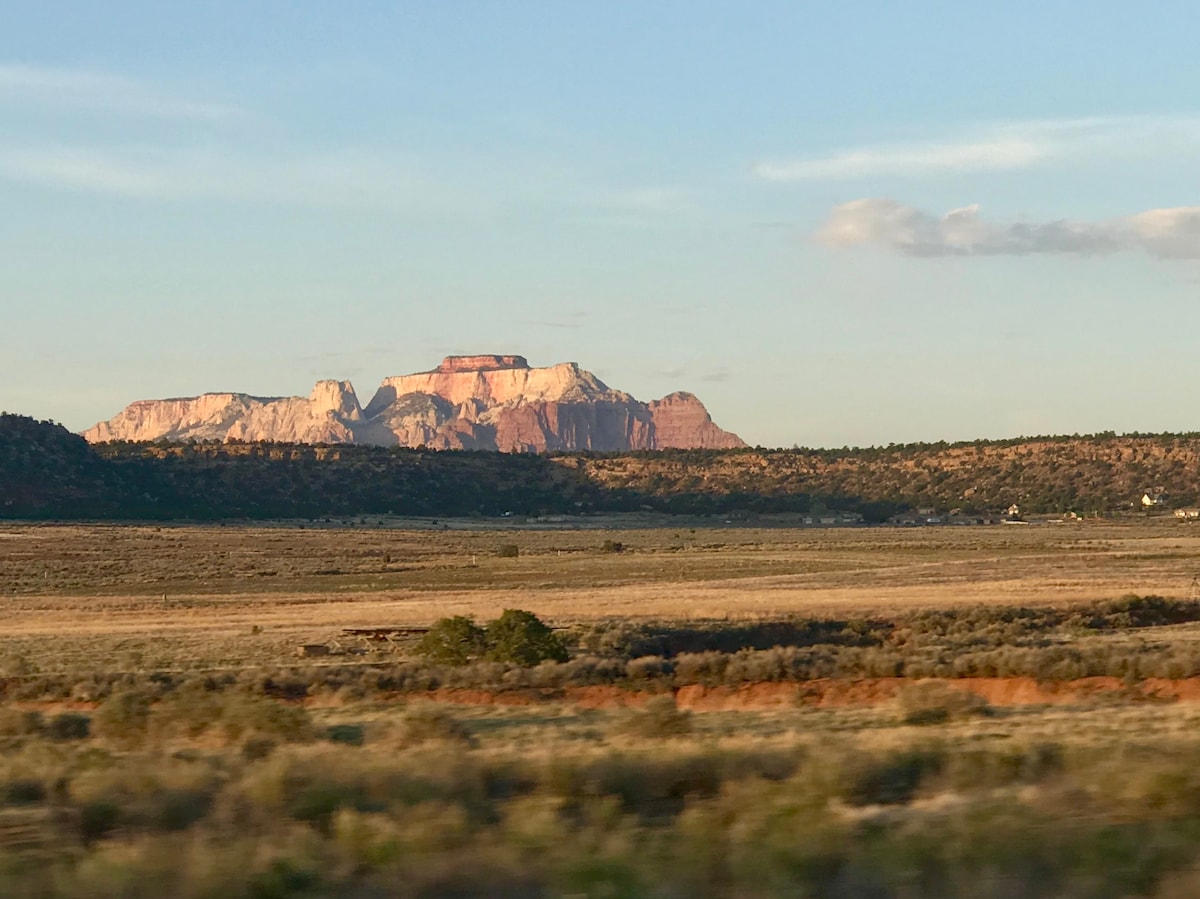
[
  {"x1": 2, "y1": 413, "x2": 1199, "y2": 520},
  {"x1": 582, "y1": 435, "x2": 1200, "y2": 516}
]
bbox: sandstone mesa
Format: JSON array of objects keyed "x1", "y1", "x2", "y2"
[{"x1": 83, "y1": 355, "x2": 746, "y2": 452}]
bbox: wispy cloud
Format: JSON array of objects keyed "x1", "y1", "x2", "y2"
[
  {"x1": 0, "y1": 144, "x2": 470, "y2": 212},
  {"x1": 655, "y1": 365, "x2": 731, "y2": 384},
  {"x1": 817, "y1": 198, "x2": 1200, "y2": 259},
  {"x1": 0, "y1": 63, "x2": 241, "y2": 120},
  {"x1": 0, "y1": 62, "x2": 698, "y2": 225},
  {"x1": 755, "y1": 116, "x2": 1200, "y2": 180},
  {"x1": 0, "y1": 147, "x2": 170, "y2": 197},
  {"x1": 566, "y1": 186, "x2": 700, "y2": 228},
  {"x1": 0, "y1": 140, "x2": 694, "y2": 226}
]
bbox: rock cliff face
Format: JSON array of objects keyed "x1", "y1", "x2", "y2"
[
  {"x1": 648, "y1": 392, "x2": 748, "y2": 450},
  {"x1": 83, "y1": 356, "x2": 745, "y2": 451}
]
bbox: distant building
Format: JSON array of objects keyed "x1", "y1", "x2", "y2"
[
  {"x1": 1006, "y1": 504, "x2": 1021, "y2": 519},
  {"x1": 1142, "y1": 492, "x2": 1166, "y2": 508},
  {"x1": 1175, "y1": 508, "x2": 1200, "y2": 520},
  {"x1": 801, "y1": 512, "x2": 861, "y2": 526}
]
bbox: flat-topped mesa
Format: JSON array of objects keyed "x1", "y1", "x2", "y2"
[
  {"x1": 436, "y1": 355, "x2": 529, "y2": 373},
  {"x1": 85, "y1": 355, "x2": 745, "y2": 451},
  {"x1": 371, "y1": 358, "x2": 611, "y2": 409}
]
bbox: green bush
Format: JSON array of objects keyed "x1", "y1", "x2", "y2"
[
  {"x1": 248, "y1": 859, "x2": 320, "y2": 898},
  {"x1": 485, "y1": 609, "x2": 569, "y2": 666},
  {"x1": 326, "y1": 724, "x2": 365, "y2": 746},
  {"x1": 896, "y1": 680, "x2": 992, "y2": 725},
  {"x1": 46, "y1": 712, "x2": 90, "y2": 741},
  {"x1": 150, "y1": 789, "x2": 212, "y2": 831},
  {"x1": 416, "y1": 616, "x2": 488, "y2": 665},
  {"x1": 152, "y1": 681, "x2": 223, "y2": 738},
  {"x1": 0, "y1": 707, "x2": 44, "y2": 736},
  {"x1": 79, "y1": 800, "x2": 121, "y2": 844},
  {"x1": 843, "y1": 749, "x2": 943, "y2": 806},
  {"x1": 217, "y1": 693, "x2": 313, "y2": 743},
  {"x1": 626, "y1": 656, "x2": 673, "y2": 680},
  {"x1": 497, "y1": 544, "x2": 520, "y2": 558},
  {"x1": 4, "y1": 779, "x2": 46, "y2": 805},
  {"x1": 614, "y1": 695, "x2": 692, "y2": 739},
  {"x1": 94, "y1": 690, "x2": 154, "y2": 746},
  {"x1": 242, "y1": 735, "x2": 277, "y2": 761},
  {"x1": 600, "y1": 539, "x2": 625, "y2": 553},
  {"x1": 398, "y1": 704, "x2": 474, "y2": 747},
  {"x1": 153, "y1": 683, "x2": 312, "y2": 744}
]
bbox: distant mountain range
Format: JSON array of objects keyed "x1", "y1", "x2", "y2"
[{"x1": 84, "y1": 354, "x2": 745, "y2": 452}]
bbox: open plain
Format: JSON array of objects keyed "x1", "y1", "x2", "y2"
[
  {"x1": 5, "y1": 518, "x2": 1200, "y2": 897},
  {"x1": 1, "y1": 517, "x2": 1198, "y2": 673}
]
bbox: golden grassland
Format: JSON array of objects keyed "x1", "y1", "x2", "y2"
[
  {"x1": 4, "y1": 519, "x2": 1200, "y2": 896},
  {"x1": 1, "y1": 518, "x2": 1198, "y2": 670}
]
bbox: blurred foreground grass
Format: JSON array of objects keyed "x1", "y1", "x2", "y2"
[{"x1": 1, "y1": 689, "x2": 1200, "y2": 897}]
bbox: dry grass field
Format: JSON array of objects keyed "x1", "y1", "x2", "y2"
[
  {"x1": 0, "y1": 517, "x2": 1197, "y2": 673},
  {"x1": 4, "y1": 518, "x2": 1200, "y2": 895}
]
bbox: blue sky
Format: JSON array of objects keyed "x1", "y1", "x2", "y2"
[{"x1": 3, "y1": 2, "x2": 1199, "y2": 447}]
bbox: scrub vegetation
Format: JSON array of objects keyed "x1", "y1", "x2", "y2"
[
  {"x1": 2, "y1": 517, "x2": 1200, "y2": 894},
  {"x1": 2, "y1": 687, "x2": 1200, "y2": 897}
]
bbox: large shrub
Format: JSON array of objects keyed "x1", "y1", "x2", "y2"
[
  {"x1": 485, "y1": 609, "x2": 569, "y2": 666},
  {"x1": 416, "y1": 616, "x2": 488, "y2": 665},
  {"x1": 416, "y1": 610, "x2": 568, "y2": 667}
]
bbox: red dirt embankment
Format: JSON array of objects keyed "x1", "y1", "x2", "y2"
[{"x1": 425, "y1": 677, "x2": 1200, "y2": 711}]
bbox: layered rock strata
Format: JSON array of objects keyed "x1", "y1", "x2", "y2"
[{"x1": 84, "y1": 356, "x2": 745, "y2": 451}]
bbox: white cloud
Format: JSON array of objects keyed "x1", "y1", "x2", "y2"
[
  {"x1": 0, "y1": 63, "x2": 241, "y2": 120},
  {"x1": 755, "y1": 116, "x2": 1200, "y2": 180},
  {"x1": 1126, "y1": 207, "x2": 1200, "y2": 259},
  {"x1": 817, "y1": 198, "x2": 1200, "y2": 259},
  {"x1": 756, "y1": 137, "x2": 1046, "y2": 180}
]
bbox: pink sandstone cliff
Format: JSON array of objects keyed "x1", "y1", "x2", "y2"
[{"x1": 83, "y1": 356, "x2": 746, "y2": 452}]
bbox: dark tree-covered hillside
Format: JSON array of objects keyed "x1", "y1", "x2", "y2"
[
  {"x1": 4, "y1": 413, "x2": 1200, "y2": 520},
  {"x1": 0, "y1": 415, "x2": 135, "y2": 517}
]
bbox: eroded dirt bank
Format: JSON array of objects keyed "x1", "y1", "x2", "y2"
[{"x1": 418, "y1": 677, "x2": 1200, "y2": 711}]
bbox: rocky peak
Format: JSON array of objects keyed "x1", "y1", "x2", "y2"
[
  {"x1": 308, "y1": 380, "x2": 362, "y2": 419},
  {"x1": 648, "y1": 392, "x2": 746, "y2": 450}
]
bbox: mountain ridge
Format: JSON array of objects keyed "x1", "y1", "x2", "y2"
[{"x1": 83, "y1": 355, "x2": 745, "y2": 452}]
